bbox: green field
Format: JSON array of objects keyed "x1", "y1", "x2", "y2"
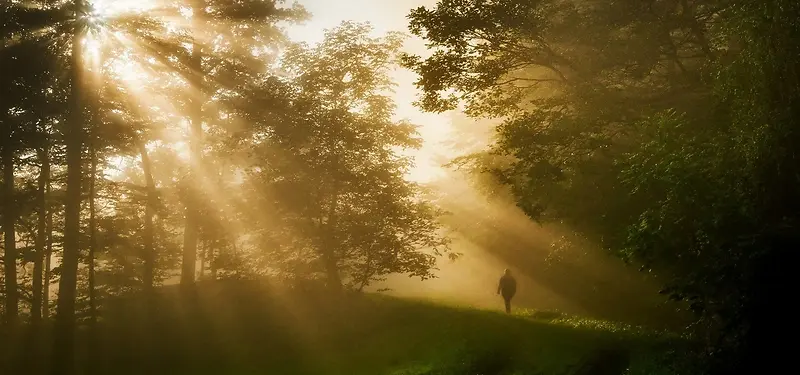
[{"x1": 11, "y1": 280, "x2": 691, "y2": 375}]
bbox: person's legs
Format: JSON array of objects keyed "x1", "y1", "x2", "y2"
[{"x1": 503, "y1": 296, "x2": 511, "y2": 313}]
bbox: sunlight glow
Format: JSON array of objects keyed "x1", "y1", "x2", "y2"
[
  {"x1": 288, "y1": 0, "x2": 454, "y2": 183},
  {"x1": 179, "y1": 6, "x2": 194, "y2": 19},
  {"x1": 82, "y1": 35, "x2": 102, "y2": 66},
  {"x1": 108, "y1": 52, "x2": 145, "y2": 83},
  {"x1": 91, "y1": 0, "x2": 157, "y2": 18}
]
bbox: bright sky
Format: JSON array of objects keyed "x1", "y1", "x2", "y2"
[{"x1": 286, "y1": 0, "x2": 454, "y2": 183}]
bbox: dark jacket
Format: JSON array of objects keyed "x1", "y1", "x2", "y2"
[{"x1": 497, "y1": 274, "x2": 517, "y2": 297}]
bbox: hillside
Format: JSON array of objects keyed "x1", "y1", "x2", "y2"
[{"x1": 6, "y1": 280, "x2": 691, "y2": 375}]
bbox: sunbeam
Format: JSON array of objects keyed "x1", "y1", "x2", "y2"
[{"x1": 3, "y1": 1, "x2": 788, "y2": 374}]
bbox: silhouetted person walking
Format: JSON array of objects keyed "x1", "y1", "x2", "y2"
[{"x1": 497, "y1": 268, "x2": 517, "y2": 314}]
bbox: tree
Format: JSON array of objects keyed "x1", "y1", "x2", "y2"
[
  {"x1": 2, "y1": 1, "x2": 308, "y2": 370},
  {"x1": 30, "y1": 85, "x2": 63, "y2": 331},
  {"x1": 1, "y1": 13, "x2": 61, "y2": 330},
  {"x1": 405, "y1": 0, "x2": 800, "y2": 372},
  {"x1": 176, "y1": 0, "x2": 309, "y2": 286},
  {"x1": 403, "y1": 0, "x2": 720, "y2": 247},
  {"x1": 138, "y1": 142, "x2": 156, "y2": 292},
  {"x1": 1, "y1": 79, "x2": 19, "y2": 330},
  {"x1": 246, "y1": 22, "x2": 451, "y2": 291},
  {"x1": 31, "y1": 139, "x2": 50, "y2": 327},
  {"x1": 2, "y1": 1, "x2": 182, "y2": 372},
  {"x1": 56, "y1": 8, "x2": 88, "y2": 375},
  {"x1": 1, "y1": 1, "x2": 310, "y2": 371},
  {"x1": 617, "y1": 2, "x2": 800, "y2": 372},
  {"x1": 403, "y1": 0, "x2": 724, "y2": 288}
]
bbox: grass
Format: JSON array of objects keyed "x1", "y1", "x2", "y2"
[{"x1": 8, "y1": 280, "x2": 691, "y2": 375}]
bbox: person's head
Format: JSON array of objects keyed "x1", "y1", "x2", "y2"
[{"x1": 504, "y1": 268, "x2": 512, "y2": 276}]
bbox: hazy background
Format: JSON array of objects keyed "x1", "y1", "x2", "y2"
[{"x1": 285, "y1": 0, "x2": 677, "y2": 327}]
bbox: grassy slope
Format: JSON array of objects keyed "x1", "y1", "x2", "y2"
[{"x1": 20, "y1": 280, "x2": 688, "y2": 375}]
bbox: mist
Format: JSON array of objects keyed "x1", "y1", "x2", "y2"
[{"x1": 2, "y1": 1, "x2": 795, "y2": 375}]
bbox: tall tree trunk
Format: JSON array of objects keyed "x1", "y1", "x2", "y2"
[
  {"x1": 87, "y1": 138, "x2": 97, "y2": 325},
  {"x1": 209, "y1": 243, "x2": 217, "y2": 281},
  {"x1": 323, "y1": 193, "x2": 342, "y2": 292},
  {"x1": 1, "y1": 123, "x2": 18, "y2": 328},
  {"x1": 51, "y1": 23, "x2": 86, "y2": 375},
  {"x1": 43, "y1": 175, "x2": 53, "y2": 320},
  {"x1": 31, "y1": 146, "x2": 49, "y2": 326},
  {"x1": 323, "y1": 252, "x2": 342, "y2": 292},
  {"x1": 86, "y1": 138, "x2": 99, "y2": 375},
  {"x1": 198, "y1": 240, "x2": 206, "y2": 280},
  {"x1": 26, "y1": 142, "x2": 50, "y2": 375},
  {"x1": 180, "y1": 1, "x2": 205, "y2": 287},
  {"x1": 209, "y1": 165, "x2": 224, "y2": 281},
  {"x1": 139, "y1": 143, "x2": 155, "y2": 293}
]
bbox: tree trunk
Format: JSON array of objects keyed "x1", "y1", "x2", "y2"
[
  {"x1": 140, "y1": 143, "x2": 156, "y2": 293},
  {"x1": 198, "y1": 240, "x2": 206, "y2": 280},
  {"x1": 1, "y1": 122, "x2": 18, "y2": 328},
  {"x1": 323, "y1": 253, "x2": 343, "y2": 292},
  {"x1": 181, "y1": 205, "x2": 199, "y2": 286},
  {"x1": 43, "y1": 174, "x2": 53, "y2": 320},
  {"x1": 180, "y1": 2, "x2": 205, "y2": 286},
  {"x1": 31, "y1": 146, "x2": 49, "y2": 326},
  {"x1": 87, "y1": 138, "x2": 97, "y2": 325},
  {"x1": 209, "y1": 243, "x2": 217, "y2": 281},
  {"x1": 51, "y1": 25, "x2": 85, "y2": 375},
  {"x1": 356, "y1": 247, "x2": 375, "y2": 292},
  {"x1": 323, "y1": 195, "x2": 342, "y2": 292},
  {"x1": 209, "y1": 166, "x2": 225, "y2": 281}
]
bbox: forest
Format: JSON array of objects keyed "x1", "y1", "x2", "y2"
[{"x1": 1, "y1": 1, "x2": 797, "y2": 375}]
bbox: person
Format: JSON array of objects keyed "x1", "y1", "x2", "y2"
[{"x1": 496, "y1": 268, "x2": 517, "y2": 314}]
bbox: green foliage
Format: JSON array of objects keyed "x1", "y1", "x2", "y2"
[
  {"x1": 0, "y1": 0, "x2": 311, "y2": 324},
  {"x1": 245, "y1": 22, "x2": 450, "y2": 289},
  {"x1": 404, "y1": 0, "x2": 722, "y2": 251},
  {"x1": 406, "y1": 0, "x2": 800, "y2": 372}
]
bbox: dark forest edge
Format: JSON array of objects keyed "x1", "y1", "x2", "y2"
[{"x1": 401, "y1": 0, "x2": 799, "y2": 374}]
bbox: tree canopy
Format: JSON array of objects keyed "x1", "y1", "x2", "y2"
[
  {"x1": 404, "y1": 0, "x2": 800, "y2": 372},
  {"x1": 1, "y1": 3, "x2": 451, "y2": 373}
]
